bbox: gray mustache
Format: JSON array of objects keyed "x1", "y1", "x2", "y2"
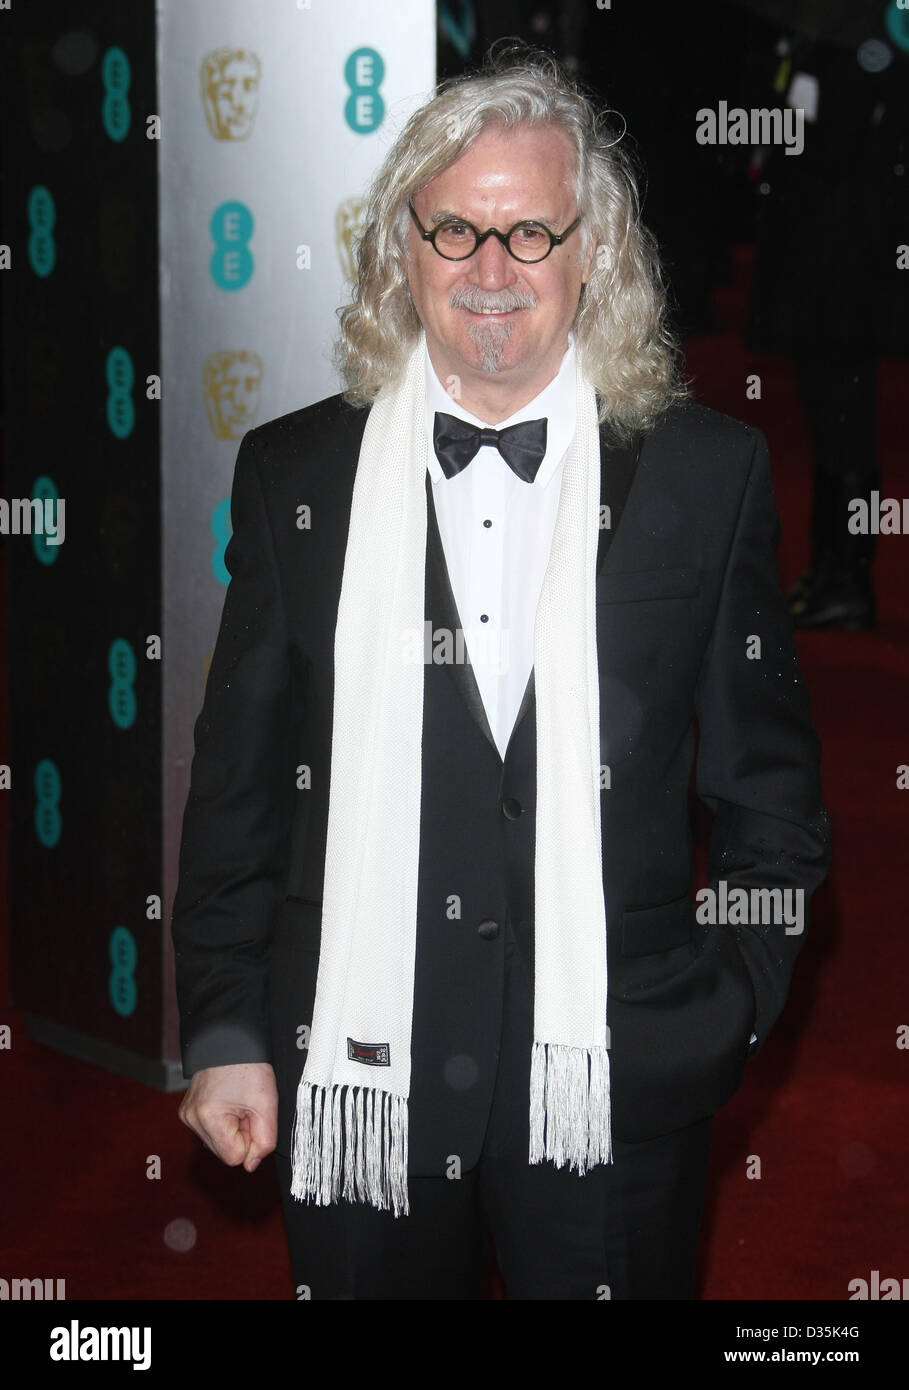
[{"x1": 449, "y1": 285, "x2": 538, "y2": 313}]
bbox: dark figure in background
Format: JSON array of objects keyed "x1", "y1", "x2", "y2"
[
  {"x1": 742, "y1": 3, "x2": 909, "y2": 629},
  {"x1": 576, "y1": 0, "x2": 753, "y2": 339}
]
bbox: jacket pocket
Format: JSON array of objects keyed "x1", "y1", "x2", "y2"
[
  {"x1": 621, "y1": 892, "x2": 693, "y2": 956},
  {"x1": 276, "y1": 896, "x2": 322, "y2": 952},
  {"x1": 597, "y1": 566, "x2": 700, "y2": 605}
]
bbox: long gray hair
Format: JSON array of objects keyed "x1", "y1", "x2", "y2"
[{"x1": 335, "y1": 47, "x2": 690, "y2": 439}]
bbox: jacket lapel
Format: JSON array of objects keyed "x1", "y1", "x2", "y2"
[
  {"x1": 424, "y1": 421, "x2": 644, "y2": 762},
  {"x1": 596, "y1": 422, "x2": 643, "y2": 578}
]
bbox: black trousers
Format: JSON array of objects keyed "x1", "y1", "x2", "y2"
[
  {"x1": 275, "y1": 928, "x2": 714, "y2": 1300},
  {"x1": 794, "y1": 355, "x2": 879, "y2": 577}
]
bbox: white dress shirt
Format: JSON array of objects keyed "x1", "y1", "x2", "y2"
[{"x1": 425, "y1": 337, "x2": 578, "y2": 758}]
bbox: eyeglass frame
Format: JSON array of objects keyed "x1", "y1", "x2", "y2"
[{"x1": 408, "y1": 198, "x2": 583, "y2": 264}]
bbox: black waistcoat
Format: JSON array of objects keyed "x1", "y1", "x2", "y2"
[
  {"x1": 268, "y1": 473, "x2": 540, "y2": 1174},
  {"x1": 407, "y1": 474, "x2": 539, "y2": 1176}
]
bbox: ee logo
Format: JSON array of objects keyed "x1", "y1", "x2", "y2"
[
  {"x1": 102, "y1": 46, "x2": 131, "y2": 142},
  {"x1": 344, "y1": 48, "x2": 384, "y2": 134},
  {"x1": 886, "y1": 0, "x2": 909, "y2": 51},
  {"x1": 34, "y1": 759, "x2": 62, "y2": 848},
  {"x1": 108, "y1": 638, "x2": 137, "y2": 729},
  {"x1": 211, "y1": 498, "x2": 232, "y2": 585},
  {"x1": 27, "y1": 185, "x2": 56, "y2": 278},
  {"x1": 210, "y1": 202, "x2": 254, "y2": 290},
  {"x1": 106, "y1": 346, "x2": 135, "y2": 439},
  {"x1": 109, "y1": 926, "x2": 137, "y2": 1017},
  {"x1": 32, "y1": 475, "x2": 60, "y2": 567}
]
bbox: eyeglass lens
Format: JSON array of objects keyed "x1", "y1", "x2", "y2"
[{"x1": 434, "y1": 220, "x2": 553, "y2": 261}]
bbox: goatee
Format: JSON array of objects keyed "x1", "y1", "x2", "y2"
[
  {"x1": 466, "y1": 319, "x2": 513, "y2": 373},
  {"x1": 449, "y1": 282, "x2": 538, "y2": 375}
]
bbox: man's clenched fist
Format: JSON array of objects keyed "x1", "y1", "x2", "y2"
[{"x1": 179, "y1": 1062, "x2": 278, "y2": 1172}]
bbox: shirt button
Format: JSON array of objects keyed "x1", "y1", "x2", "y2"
[
  {"x1": 480, "y1": 613, "x2": 489, "y2": 623},
  {"x1": 502, "y1": 797, "x2": 522, "y2": 820},
  {"x1": 477, "y1": 919, "x2": 500, "y2": 941},
  {"x1": 483, "y1": 519, "x2": 492, "y2": 528}
]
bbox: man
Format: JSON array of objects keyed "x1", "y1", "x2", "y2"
[{"x1": 172, "y1": 51, "x2": 831, "y2": 1300}]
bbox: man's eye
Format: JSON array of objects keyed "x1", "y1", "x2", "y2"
[{"x1": 443, "y1": 222, "x2": 470, "y2": 237}]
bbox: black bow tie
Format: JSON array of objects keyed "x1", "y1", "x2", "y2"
[{"x1": 433, "y1": 411, "x2": 548, "y2": 484}]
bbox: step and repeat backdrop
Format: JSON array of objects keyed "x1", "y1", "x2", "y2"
[{"x1": 3, "y1": 0, "x2": 435, "y2": 1087}]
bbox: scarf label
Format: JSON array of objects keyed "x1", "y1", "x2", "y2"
[{"x1": 347, "y1": 1038, "x2": 390, "y2": 1066}]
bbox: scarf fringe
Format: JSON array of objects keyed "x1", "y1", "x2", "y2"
[
  {"x1": 529, "y1": 1040, "x2": 613, "y2": 1173},
  {"x1": 290, "y1": 1079, "x2": 410, "y2": 1216}
]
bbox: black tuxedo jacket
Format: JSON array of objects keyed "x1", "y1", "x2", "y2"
[{"x1": 172, "y1": 392, "x2": 831, "y2": 1175}]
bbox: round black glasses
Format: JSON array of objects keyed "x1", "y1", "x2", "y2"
[{"x1": 408, "y1": 199, "x2": 582, "y2": 264}]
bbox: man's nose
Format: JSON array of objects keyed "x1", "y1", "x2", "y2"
[{"x1": 469, "y1": 232, "x2": 517, "y2": 288}]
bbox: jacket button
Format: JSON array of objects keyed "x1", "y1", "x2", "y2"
[
  {"x1": 502, "y1": 797, "x2": 523, "y2": 820},
  {"x1": 477, "y1": 919, "x2": 500, "y2": 941}
]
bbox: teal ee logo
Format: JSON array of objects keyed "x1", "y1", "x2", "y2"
[
  {"x1": 211, "y1": 498, "x2": 232, "y2": 585},
  {"x1": 210, "y1": 202, "x2": 254, "y2": 290},
  {"x1": 886, "y1": 0, "x2": 909, "y2": 52},
  {"x1": 344, "y1": 48, "x2": 385, "y2": 133},
  {"x1": 34, "y1": 759, "x2": 62, "y2": 848},
  {"x1": 102, "y1": 46, "x2": 131, "y2": 141},
  {"x1": 32, "y1": 475, "x2": 60, "y2": 566},
  {"x1": 109, "y1": 926, "x2": 137, "y2": 1017},
  {"x1": 106, "y1": 346, "x2": 135, "y2": 439},
  {"x1": 108, "y1": 638, "x2": 137, "y2": 729},
  {"x1": 27, "y1": 185, "x2": 56, "y2": 277}
]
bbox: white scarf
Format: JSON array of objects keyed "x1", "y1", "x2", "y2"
[{"x1": 291, "y1": 336, "x2": 611, "y2": 1216}]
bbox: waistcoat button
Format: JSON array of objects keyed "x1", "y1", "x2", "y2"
[
  {"x1": 476, "y1": 918, "x2": 500, "y2": 941},
  {"x1": 502, "y1": 797, "x2": 523, "y2": 820}
]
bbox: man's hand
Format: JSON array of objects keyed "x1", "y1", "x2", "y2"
[{"x1": 178, "y1": 1062, "x2": 278, "y2": 1172}]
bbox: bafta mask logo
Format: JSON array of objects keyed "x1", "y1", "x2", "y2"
[
  {"x1": 200, "y1": 49, "x2": 261, "y2": 141},
  {"x1": 335, "y1": 196, "x2": 366, "y2": 283},
  {"x1": 203, "y1": 350, "x2": 264, "y2": 439}
]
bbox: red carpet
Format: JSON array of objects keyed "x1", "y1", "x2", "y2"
[{"x1": 1, "y1": 246, "x2": 906, "y2": 1299}]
